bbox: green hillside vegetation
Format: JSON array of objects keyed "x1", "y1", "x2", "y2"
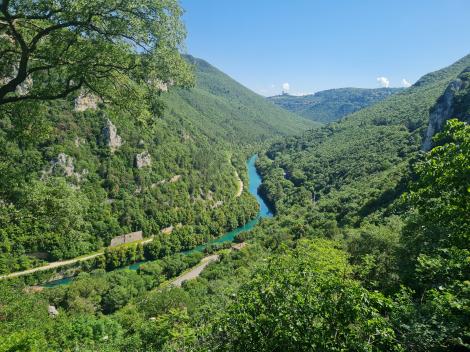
[
  {"x1": 1, "y1": 118, "x2": 467, "y2": 351},
  {"x1": 0, "y1": 53, "x2": 469, "y2": 351},
  {"x1": 258, "y1": 55, "x2": 470, "y2": 224},
  {"x1": 268, "y1": 87, "x2": 402, "y2": 123},
  {"x1": 0, "y1": 54, "x2": 313, "y2": 273},
  {"x1": 1, "y1": 1, "x2": 469, "y2": 350},
  {"x1": 165, "y1": 56, "x2": 318, "y2": 144},
  {"x1": 0, "y1": 88, "x2": 262, "y2": 273}
]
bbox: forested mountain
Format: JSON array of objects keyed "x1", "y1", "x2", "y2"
[
  {"x1": 268, "y1": 87, "x2": 403, "y2": 123},
  {"x1": 166, "y1": 56, "x2": 317, "y2": 144},
  {"x1": 259, "y1": 54, "x2": 470, "y2": 222},
  {"x1": 0, "y1": 54, "x2": 313, "y2": 274},
  {"x1": 1, "y1": 1, "x2": 469, "y2": 350},
  {"x1": 248, "y1": 55, "x2": 470, "y2": 350}
]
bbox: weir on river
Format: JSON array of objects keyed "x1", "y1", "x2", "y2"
[{"x1": 43, "y1": 154, "x2": 273, "y2": 288}]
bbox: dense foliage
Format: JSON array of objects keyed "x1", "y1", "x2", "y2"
[
  {"x1": 0, "y1": 49, "x2": 310, "y2": 273},
  {"x1": 165, "y1": 56, "x2": 317, "y2": 145},
  {"x1": 258, "y1": 55, "x2": 470, "y2": 226},
  {"x1": 0, "y1": 4, "x2": 469, "y2": 349},
  {"x1": 0, "y1": 93, "x2": 259, "y2": 272},
  {"x1": 0, "y1": 0, "x2": 193, "y2": 107},
  {"x1": 268, "y1": 88, "x2": 402, "y2": 123},
  {"x1": 209, "y1": 239, "x2": 401, "y2": 352}
]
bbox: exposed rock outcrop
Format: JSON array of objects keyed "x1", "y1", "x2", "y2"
[
  {"x1": 102, "y1": 119, "x2": 123, "y2": 152},
  {"x1": 52, "y1": 153, "x2": 75, "y2": 177},
  {"x1": 74, "y1": 93, "x2": 99, "y2": 112},
  {"x1": 74, "y1": 137, "x2": 85, "y2": 147},
  {"x1": 423, "y1": 67, "x2": 470, "y2": 150},
  {"x1": 135, "y1": 151, "x2": 152, "y2": 168},
  {"x1": 212, "y1": 200, "x2": 224, "y2": 209},
  {"x1": 42, "y1": 153, "x2": 88, "y2": 181},
  {"x1": 169, "y1": 175, "x2": 182, "y2": 183},
  {"x1": 161, "y1": 225, "x2": 174, "y2": 235},
  {"x1": 48, "y1": 305, "x2": 59, "y2": 317},
  {"x1": 0, "y1": 64, "x2": 33, "y2": 96}
]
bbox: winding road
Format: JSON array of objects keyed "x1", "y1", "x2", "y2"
[
  {"x1": 170, "y1": 254, "x2": 219, "y2": 287},
  {"x1": 0, "y1": 238, "x2": 154, "y2": 280},
  {"x1": 235, "y1": 171, "x2": 243, "y2": 197}
]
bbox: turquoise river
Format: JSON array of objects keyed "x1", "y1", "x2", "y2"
[{"x1": 43, "y1": 154, "x2": 272, "y2": 287}]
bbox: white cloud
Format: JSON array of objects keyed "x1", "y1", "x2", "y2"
[
  {"x1": 401, "y1": 78, "x2": 412, "y2": 88},
  {"x1": 282, "y1": 82, "x2": 290, "y2": 92},
  {"x1": 376, "y1": 76, "x2": 390, "y2": 88}
]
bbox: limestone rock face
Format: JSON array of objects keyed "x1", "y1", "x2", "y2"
[
  {"x1": 16, "y1": 75, "x2": 33, "y2": 96},
  {"x1": 135, "y1": 151, "x2": 152, "y2": 168},
  {"x1": 423, "y1": 79, "x2": 463, "y2": 150},
  {"x1": 423, "y1": 67, "x2": 470, "y2": 151},
  {"x1": 169, "y1": 175, "x2": 181, "y2": 183},
  {"x1": 102, "y1": 119, "x2": 122, "y2": 152},
  {"x1": 74, "y1": 137, "x2": 84, "y2": 147},
  {"x1": 48, "y1": 305, "x2": 59, "y2": 317},
  {"x1": 50, "y1": 153, "x2": 75, "y2": 177},
  {"x1": 154, "y1": 79, "x2": 172, "y2": 92},
  {"x1": 0, "y1": 64, "x2": 33, "y2": 96},
  {"x1": 74, "y1": 93, "x2": 99, "y2": 112},
  {"x1": 42, "y1": 153, "x2": 88, "y2": 181}
]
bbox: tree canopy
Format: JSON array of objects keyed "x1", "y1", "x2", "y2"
[{"x1": 0, "y1": 0, "x2": 193, "y2": 106}]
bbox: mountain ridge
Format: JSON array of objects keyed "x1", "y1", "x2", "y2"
[{"x1": 268, "y1": 87, "x2": 403, "y2": 123}]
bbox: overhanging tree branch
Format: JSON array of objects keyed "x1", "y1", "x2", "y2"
[
  {"x1": 0, "y1": 0, "x2": 193, "y2": 106},
  {"x1": 0, "y1": 78, "x2": 84, "y2": 104}
]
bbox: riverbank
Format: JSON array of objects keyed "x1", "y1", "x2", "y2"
[{"x1": 1, "y1": 154, "x2": 273, "y2": 287}]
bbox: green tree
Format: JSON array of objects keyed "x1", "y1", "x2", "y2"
[
  {"x1": 396, "y1": 119, "x2": 470, "y2": 350},
  {"x1": 210, "y1": 239, "x2": 402, "y2": 352},
  {"x1": 19, "y1": 177, "x2": 91, "y2": 259},
  {"x1": 139, "y1": 308, "x2": 196, "y2": 352},
  {"x1": 401, "y1": 119, "x2": 469, "y2": 290},
  {"x1": 0, "y1": 0, "x2": 193, "y2": 106}
]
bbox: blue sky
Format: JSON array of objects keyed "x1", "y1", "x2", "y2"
[{"x1": 180, "y1": 0, "x2": 470, "y2": 96}]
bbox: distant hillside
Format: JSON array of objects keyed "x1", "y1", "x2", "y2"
[
  {"x1": 258, "y1": 54, "x2": 470, "y2": 224},
  {"x1": 268, "y1": 87, "x2": 403, "y2": 123},
  {"x1": 163, "y1": 56, "x2": 318, "y2": 144}
]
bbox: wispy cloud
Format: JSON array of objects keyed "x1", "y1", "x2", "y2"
[
  {"x1": 282, "y1": 82, "x2": 290, "y2": 92},
  {"x1": 376, "y1": 76, "x2": 390, "y2": 88},
  {"x1": 401, "y1": 78, "x2": 412, "y2": 88}
]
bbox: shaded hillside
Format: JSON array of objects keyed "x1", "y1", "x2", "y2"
[
  {"x1": 258, "y1": 54, "x2": 470, "y2": 225},
  {"x1": 163, "y1": 56, "x2": 318, "y2": 145},
  {"x1": 268, "y1": 87, "x2": 403, "y2": 123}
]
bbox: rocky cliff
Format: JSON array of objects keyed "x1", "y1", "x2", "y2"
[{"x1": 423, "y1": 67, "x2": 470, "y2": 150}]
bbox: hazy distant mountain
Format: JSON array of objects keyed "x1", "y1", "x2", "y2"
[{"x1": 268, "y1": 87, "x2": 403, "y2": 123}]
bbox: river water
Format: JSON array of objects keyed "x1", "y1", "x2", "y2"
[{"x1": 43, "y1": 154, "x2": 272, "y2": 287}]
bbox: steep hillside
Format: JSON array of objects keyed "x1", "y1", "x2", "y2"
[
  {"x1": 268, "y1": 87, "x2": 403, "y2": 123},
  {"x1": 258, "y1": 54, "x2": 470, "y2": 225},
  {"x1": 0, "y1": 55, "x2": 314, "y2": 274},
  {"x1": 423, "y1": 67, "x2": 470, "y2": 149},
  {"x1": 163, "y1": 56, "x2": 318, "y2": 144}
]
